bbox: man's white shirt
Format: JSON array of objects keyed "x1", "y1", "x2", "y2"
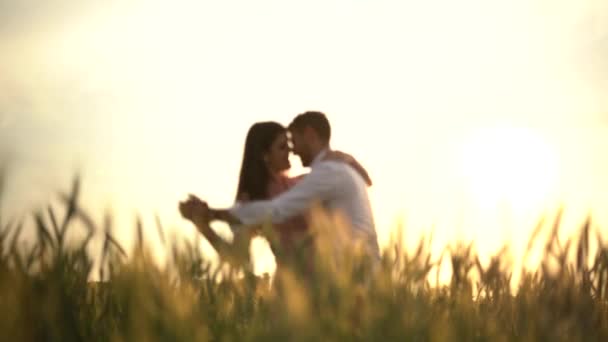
[{"x1": 229, "y1": 149, "x2": 379, "y2": 258}]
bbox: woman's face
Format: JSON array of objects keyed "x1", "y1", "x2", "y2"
[{"x1": 265, "y1": 132, "x2": 291, "y2": 173}]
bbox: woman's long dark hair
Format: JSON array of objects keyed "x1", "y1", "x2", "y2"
[{"x1": 236, "y1": 122, "x2": 286, "y2": 201}]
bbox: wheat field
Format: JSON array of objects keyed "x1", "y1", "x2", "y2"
[{"x1": 1, "y1": 176, "x2": 607, "y2": 341}]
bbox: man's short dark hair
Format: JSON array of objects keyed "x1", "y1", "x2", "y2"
[{"x1": 288, "y1": 111, "x2": 331, "y2": 143}]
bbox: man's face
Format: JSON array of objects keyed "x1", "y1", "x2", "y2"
[{"x1": 289, "y1": 129, "x2": 313, "y2": 166}]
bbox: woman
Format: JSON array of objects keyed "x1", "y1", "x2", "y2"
[{"x1": 180, "y1": 121, "x2": 371, "y2": 269}]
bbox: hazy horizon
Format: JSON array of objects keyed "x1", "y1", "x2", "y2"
[{"x1": 1, "y1": 0, "x2": 607, "y2": 274}]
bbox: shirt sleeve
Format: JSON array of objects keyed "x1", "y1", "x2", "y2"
[{"x1": 228, "y1": 163, "x2": 338, "y2": 225}]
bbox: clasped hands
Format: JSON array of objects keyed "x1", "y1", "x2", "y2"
[
  {"x1": 179, "y1": 195, "x2": 252, "y2": 265},
  {"x1": 178, "y1": 195, "x2": 211, "y2": 225}
]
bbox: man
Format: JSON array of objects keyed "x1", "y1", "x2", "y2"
[{"x1": 181, "y1": 111, "x2": 380, "y2": 262}]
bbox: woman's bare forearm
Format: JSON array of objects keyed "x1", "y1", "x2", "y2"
[
  {"x1": 192, "y1": 219, "x2": 231, "y2": 254},
  {"x1": 324, "y1": 150, "x2": 373, "y2": 186},
  {"x1": 350, "y1": 158, "x2": 373, "y2": 186}
]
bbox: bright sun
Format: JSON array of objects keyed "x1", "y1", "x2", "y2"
[{"x1": 457, "y1": 126, "x2": 560, "y2": 213}]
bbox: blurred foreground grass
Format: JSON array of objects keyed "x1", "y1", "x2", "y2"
[{"x1": 1, "y1": 177, "x2": 608, "y2": 341}]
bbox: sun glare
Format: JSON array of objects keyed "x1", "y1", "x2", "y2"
[{"x1": 457, "y1": 126, "x2": 559, "y2": 214}]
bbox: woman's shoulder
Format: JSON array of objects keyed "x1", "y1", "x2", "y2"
[
  {"x1": 286, "y1": 174, "x2": 305, "y2": 186},
  {"x1": 266, "y1": 174, "x2": 305, "y2": 198},
  {"x1": 236, "y1": 192, "x2": 250, "y2": 202}
]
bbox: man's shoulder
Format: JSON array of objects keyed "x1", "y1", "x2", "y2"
[
  {"x1": 312, "y1": 160, "x2": 348, "y2": 172},
  {"x1": 312, "y1": 160, "x2": 361, "y2": 180}
]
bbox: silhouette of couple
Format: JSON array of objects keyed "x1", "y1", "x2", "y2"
[{"x1": 179, "y1": 111, "x2": 379, "y2": 275}]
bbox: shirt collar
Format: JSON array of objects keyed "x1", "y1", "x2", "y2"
[{"x1": 311, "y1": 148, "x2": 329, "y2": 167}]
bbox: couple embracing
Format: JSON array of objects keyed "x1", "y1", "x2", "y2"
[{"x1": 179, "y1": 111, "x2": 379, "y2": 277}]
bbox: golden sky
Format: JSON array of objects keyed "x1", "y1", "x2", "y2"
[{"x1": 1, "y1": 0, "x2": 607, "y2": 273}]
